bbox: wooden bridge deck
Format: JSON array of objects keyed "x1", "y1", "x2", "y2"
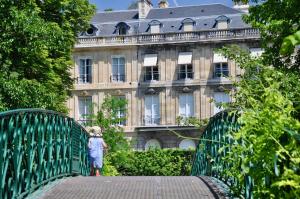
[{"x1": 36, "y1": 176, "x2": 220, "y2": 199}]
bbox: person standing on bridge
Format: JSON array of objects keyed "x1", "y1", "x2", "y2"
[{"x1": 88, "y1": 126, "x2": 108, "y2": 176}]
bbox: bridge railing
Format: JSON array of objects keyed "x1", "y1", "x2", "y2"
[
  {"x1": 191, "y1": 111, "x2": 254, "y2": 198},
  {"x1": 0, "y1": 109, "x2": 90, "y2": 199}
]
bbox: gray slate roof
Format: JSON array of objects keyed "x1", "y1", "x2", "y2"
[
  {"x1": 146, "y1": 4, "x2": 241, "y2": 19},
  {"x1": 82, "y1": 4, "x2": 250, "y2": 37}
]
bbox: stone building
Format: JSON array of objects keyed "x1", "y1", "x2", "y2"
[{"x1": 68, "y1": 0, "x2": 261, "y2": 150}]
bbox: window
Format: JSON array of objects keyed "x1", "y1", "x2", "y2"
[
  {"x1": 178, "y1": 64, "x2": 193, "y2": 80},
  {"x1": 149, "y1": 20, "x2": 161, "y2": 34},
  {"x1": 150, "y1": 25, "x2": 160, "y2": 34},
  {"x1": 144, "y1": 95, "x2": 160, "y2": 125},
  {"x1": 179, "y1": 139, "x2": 196, "y2": 150},
  {"x1": 214, "y1": 62, "x2": 229, "y2": 77},
  {"x1": 145, "y1": 66, "x2": 159, "y2": 81},
  {"x1": 144, "y1": 54, "x2": 159, "y2": 81},
  {"x1": 115, "y1": 96, "x2": 126, "y2": 126},
  {"x1": 116, "y1": 22, "x2": 129, "y2": 35},
  {"x1": 119, "y1": 26, "x2": 127, "y2": 35},
  {"x1": 181, "y1": 18, "x2": 195, "y2": 32},
  {"x1": 78, "y1": 96, "x2": 92, "y2": 125},
  {"x1": 145, "y1": 139, "x2": 161, "y2": 150},
  {"x1": 179, "y1": 94, "x2": 194, "y2": 118},
  {"x1": 79, "y1": 59, "x2": 92, "y2": 83},
  {"x1": 215, "y1": 15, "x2": 229, "y2": 29},
  {"x1": 112, "y1": 57, "x2": 125, "y2": 82},
  {"x1": 178, "y1": 52, "x2": 193, "y2": 80},
  {"x1": 213, "y1": 52, "x2": 228, "y2": 78},
  {"x1": 214, "y1": 92, "x2": 230, "y2": 114}
]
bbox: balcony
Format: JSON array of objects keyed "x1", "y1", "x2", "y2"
[
  {"x1": 76, "y1": 75, "x2": 92, "y2": 84},
  {"x1": 75, "y1": 28, "x2": 260, "y2": 48},
  {"x1": 111, "y1": 75, "x2": 126, "y2": 82},
  {"x1": 143, "y1": 116, "x2": 160, "y2": 126}
]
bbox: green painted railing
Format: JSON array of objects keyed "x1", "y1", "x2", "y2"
[
  {"x1": 0, "y1": 109, "x2": 90, "y2": 199},
  {"x1": 191, "y1": 111, "x2": 253, "y2": 198}
]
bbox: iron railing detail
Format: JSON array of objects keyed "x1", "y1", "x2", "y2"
[
  {"x1": 0, "y1": 109, "x2": 90, "y2": 199},
  {"x1": 191, "y1": 111, "x2": 254, "y2": 198}
]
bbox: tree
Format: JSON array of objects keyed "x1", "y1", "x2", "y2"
[
  {"x1": 89, "y1": 96, "x2": 130, "y2": 152},
  {"x1": 0, "y1": 0, "x2": 95, "y2": 112}
]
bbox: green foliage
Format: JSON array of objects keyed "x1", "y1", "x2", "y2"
[
  {"x1": 281, "y1": 31, "x2": 300, "y2": 55},
  {"x1": 89, "y1": 96, "x2": 130, "y2": 153},
  {"x1": 108, "y1": 149, "x2": 195, "y2": 176},
  {"x1": 0, "y1": 0, "x2": 95, "y2": 112},
  {"x1": 219, "y1": 45, "x2": 300, "y2": 198},
  {"x1": 102, "y1": 156, "x2": 120, "y2": 176},
  {"x1": 237, "y1": 0, "x2": 300, "y2": 69}
]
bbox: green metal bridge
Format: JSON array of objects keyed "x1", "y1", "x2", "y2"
[{"x1": 0, "y1": 109, "x2": 252, "y2": 199}]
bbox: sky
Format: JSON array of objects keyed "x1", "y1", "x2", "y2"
[{"x1": 89, "y1": 0, "x2": 234, "y2": 12}]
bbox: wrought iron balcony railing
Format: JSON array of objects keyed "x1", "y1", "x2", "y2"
[
  {"x1": 111, "y1": 74, "x2": 126, "y2": 82},
  {"x1": 76, "y1": 75, "x2": 92, "y2": 84},
  {"x1": 143, "y1": 116, "x2": 161, "y2": 126},
  {"x1": 76, "y1": 28, "x2": 260, "y2": 48}
]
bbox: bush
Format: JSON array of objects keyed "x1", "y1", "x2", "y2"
[{"x1": 107, "y1": 149, "x2": 195, "y2": 176}]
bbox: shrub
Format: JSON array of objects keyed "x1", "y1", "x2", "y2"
[{"x1": 107, "y1": 149, "x2": 195, "y2": 176}]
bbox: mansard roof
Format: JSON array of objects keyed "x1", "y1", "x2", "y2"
[
  {"x1": 83, "y1": 4, "x2": 250, "y2": 37},
  {"x1": 146, "y1": 4, "x2": 241, "y2": 19}
]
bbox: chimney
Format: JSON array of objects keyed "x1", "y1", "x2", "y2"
[
  {"x1": 139, "y1": 0, "x2": 153, "y2": 19},
  {"x1": 158, "y1": 0, "x2": 169, "y2": 8},
  {"x1": 233, "y1": 2, "x2": 249, "y2": 13}
]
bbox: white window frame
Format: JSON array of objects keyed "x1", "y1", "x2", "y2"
[
  {"x1": 214, "y1": 92, "x2": 230, "y2": 114},
  {"x1": 214, "y1": 62, "x2": 229, "y2": 78},
  {"x1": 116, "y1": 95, "x2": 126, "y2": 126},
  {"x1": 111, "y1": 56, "x2": 126, "y2": 82},
  {"x1": 144, "y1": 95, "x2": 160, "y2": 125},
  {"x1": 78, "y1": 96, "x2": 92, "y2": 124},
  {"x1": 78, "y1": 58, "x2": 92, "y2": 84},
  {"x1": 179, "y1": 93, "x2": 194, "y2": 118}
]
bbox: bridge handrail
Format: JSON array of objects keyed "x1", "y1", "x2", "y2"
[
  {"x1": 191, "y1": 111, "x2": 254, "y2": 198},
  {"x1": 0, "y1": 109, "x2": 90, "y2": 199}
]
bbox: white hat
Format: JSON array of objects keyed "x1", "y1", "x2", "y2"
[{"x1": 90, "y1": 126, "x2": 102, "y2": 137}]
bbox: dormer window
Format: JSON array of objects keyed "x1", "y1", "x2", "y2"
[
  {"x1": 215, "y1": 15, "x2": 230, "y2": 30},
  {"x1": 149, "y1": 20, "x2": 162, "y2": 34},
  {"x1": 116, "y1": 22, "x2": 130, "y2": 35},
  {"x1": 181, "y1": 18, "x2": 195, "y2": 32},
  {"x1": 85, "y1": 24, "x2": 98, "y2": 36}
]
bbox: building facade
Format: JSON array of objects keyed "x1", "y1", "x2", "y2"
[{"x1": 68, "y1": 0, "x2": 261, "y2": 150}]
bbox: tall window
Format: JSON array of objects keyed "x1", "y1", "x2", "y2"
[
  {"x1": 78, "y1": 96, "x2": 92, "y2": 124},
  {"x1": 144, "y1": 95, "x2": 160, "y2": 125},
  {"x1": 112, "y1": 57, "x2": 125, "y2": 82},
  {"x1": 179, "y1": 94, "x2": 194, "y2": 118},
  {"x1": 213, "y1": 52, "x2": 228, "y2": 78},
  {"x1": 178, "y1": 52, "x2": 193, "y2": 80},
  {"x1": 214, "y1": 92, "x2": 230, "y2": 114},
  {"x1": 79, "y1": 59, "x2": 92, "y2": 83},
  {"x1": 115, "y1": 96, "x2": 126, "y2": 126}
]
